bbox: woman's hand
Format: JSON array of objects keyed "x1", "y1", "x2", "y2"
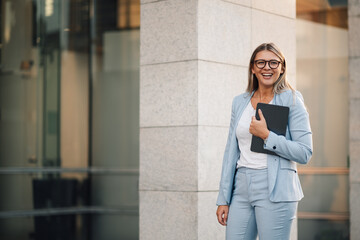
[
  {"x1": 216, "y1": 205, "x2": 229, "y2": 226},
  {"x1": 249, "y1": 109, "x2": 270, "y2": 140}
]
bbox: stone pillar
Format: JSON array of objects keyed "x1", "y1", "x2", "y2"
[
  {"x1": 139, "y1": 0, "x2": 296, "y2": 239},
  {"x1": 349, "y1": 0, "x2": 360, "y2": 238}
]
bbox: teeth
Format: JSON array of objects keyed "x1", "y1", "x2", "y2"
[{"x1": 262, "y1": 74, "x2": 272, "y2": 76}]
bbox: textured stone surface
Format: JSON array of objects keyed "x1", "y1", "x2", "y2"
[
  {"x1": 222, "y1": 0, "x2": 251, "y2": 7},
  {"x1": 252, "y1": 9, "x2": 296, "y2": 75},
  {"x1": 349, "y1": 0, "x2": 360, "y2": 17},
  {"x1": 139, "y1": 127, "x2": 198, "y2": 191},
  {"x1": 198, "y1": 0, "x2": 251, "y2": 67},
  {"x1": 141, "y1": 0, "x2": 166, "y2": 4},
  {"x1": 139, "y1": 191, "x2": 198, "y2": 240},
  {"x1": 349, "y1": 17, "x2": 360, "y2": 58},
  {"x1": 198, "y1": 126, "x2": 228, "y2": 191},
  {"x1": 198, "y1": 61, "x2": 247, "y2": 127},
  {"x1": 198, "y1": 192, "x2": 226, "y2": 240},
  {"x1": 350, "y1": 183, "x2": 360, "y2": 238},
  {"x1": 350, "y1": 141, "x2": 360, "y2": 183},
  {"x1": 349, "y1": 57, "x2": 360, "y2": 99},
  {"x1": 252, "y1": 0, "x2": 295, "y2": 18},
  {"x1": 140, "y1": 61, "x2": 198, "y2": 127},
  {"x1": 349, "y1": 3, "x2": 360, "y2": 239},
  {"x1": 141, "y1": 0, "x2": 197, "y2": 65},
  {"x1": 350, "y1": 98, "x2": 360, "y2": 141}
]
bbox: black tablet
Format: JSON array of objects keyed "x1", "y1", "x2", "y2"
[{"x1": 250, "y1": 103, "x2": 289, "y2": 156}]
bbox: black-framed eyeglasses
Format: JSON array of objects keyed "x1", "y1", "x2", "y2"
[{"x1": 254, "y1": 59, "x2": 282, "y2": 69}]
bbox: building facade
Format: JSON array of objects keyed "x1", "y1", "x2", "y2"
[{"x1": 0, "y1": 0, "x2": 358, "y2": 239}]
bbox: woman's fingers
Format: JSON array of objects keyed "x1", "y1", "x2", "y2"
[
  {"x1": 216, "y1": 206, "x2": 228, "y2": 226},
  {"x1": 223, "y1": 210, "x2": 228, "y2": 225},
  {"x1": 216, "y1": 208, "x2": 222, "y2": 224},
  {"x1": 216, "y1": 211, "x2": 223, "y2": 225},
  {"x1": 258, "y1": 109, "x2": 265, "y2": 120},
  {"x1": 249, "y1": 110, "x2": 269, "y2": 139}
]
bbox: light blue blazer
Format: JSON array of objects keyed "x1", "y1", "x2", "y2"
[{"x1": 216, "y1": 89, "x2": 313, "y2": 205}]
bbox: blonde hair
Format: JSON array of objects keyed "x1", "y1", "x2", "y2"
[{"x1": 246, "y1": 43, "x2": 294, "y2": 94}]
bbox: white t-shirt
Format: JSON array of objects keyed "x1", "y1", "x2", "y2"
[{"x1": 235, "y1": 99, "x2": 273, "y2": 169}]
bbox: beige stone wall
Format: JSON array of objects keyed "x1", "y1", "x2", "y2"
[
  {"x1": 140, "y1": 0, "x2": 297, "y2": 239},
  {"x1": 349, "y1": 0, "x2": 360, "y2": 238}
]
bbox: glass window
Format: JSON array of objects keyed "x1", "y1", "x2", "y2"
[
  {"x1": 0, "y1": 0, "x2": 140, "y2": 239},
  {"x1": 296, "y1": 0, "x2": 349, "y2": 239}
]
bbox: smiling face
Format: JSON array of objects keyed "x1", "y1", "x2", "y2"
[{"x1": 251, "y1": 50, "x2": 284, "y2": 90}]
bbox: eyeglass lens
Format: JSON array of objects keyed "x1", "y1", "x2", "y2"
[{"x1": 255, "y1": 60, "x2": 280, "y2": 69}]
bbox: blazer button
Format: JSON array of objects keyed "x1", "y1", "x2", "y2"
[{"x1": 273, "y1": 146, "x2": 276, "y2": 150}]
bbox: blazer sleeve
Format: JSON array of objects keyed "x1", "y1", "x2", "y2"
[
  {"x1": 216, "y1": 97, "x2": 237, "y2": 206},
  {"x1": 263, "y1": 91, "x2": 313, "y2": 164}
]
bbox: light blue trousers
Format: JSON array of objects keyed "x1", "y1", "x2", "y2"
[{"x1": 226, "y1": 167, "x2": 297, "y2": 240}]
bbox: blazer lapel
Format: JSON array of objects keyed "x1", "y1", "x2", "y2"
[{"x1": 234, "y1": 91, "x2": 254, "y2": 125}]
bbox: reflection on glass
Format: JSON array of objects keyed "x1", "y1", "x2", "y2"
[
  {"x1": 92, "y1": 215, "x2": 138, "y2": 240},
  {"x1": 117, "y1": 0, "x2": 140, "y2": 29},
  {"x1": 297, "y1": 0, "x2": 348, "y2": 29},
  {"x1": 90, "y1": 1, "x2": 140, "y2": 238},
  {"x1": 296, "y1": 0, "x2": 349, "y2": 239},
  {"x1": 0, "y1": 0, "x2": 39, "y2": 169},
  {"x1": 0, "y1": 174, "x2": 89, "y2": 211},
  {"x1": 60, "y1": 0, "x2": 90, "y2": 171},
  {"x1": 297, "y1": 15, "x2": 348, "y2": 168},
  {"x1": 299, "y1": 219, "x2": 349, "y2": 240},
  {"x1": 1, "y1": 0, "x2": 140, "y2": 239},
  {"x1": 299, "y1": 175, "x2": 349, "y2": 213},
  {"x1": 0, "y1": 214, "x2": 90, "y2": 240}
]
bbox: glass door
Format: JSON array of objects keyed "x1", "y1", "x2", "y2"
[
  {"x1": 0, "y1": 0, "x2": 41, "y2": 223},
  {"x1": 0, "y1": 0, "x2": 61, "y2": 167},
  {"x1": 1, "y1": 1, "x2": 140, "y2": 239},
  {"x1": 0, "y1": 0, "x2": 65, "y2": 239},
  {"x1": 38, "y1": 0, "x2": 62, "y2": 168}
]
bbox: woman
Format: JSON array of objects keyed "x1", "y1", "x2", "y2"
[{"x1": 216, "y1": 43, "x2": 312, "y2": 240}]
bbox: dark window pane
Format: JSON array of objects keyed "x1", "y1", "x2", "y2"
[
  {"x1": 299, "y1": 219, "x2": 349, "y2": 240},
  {"x1": 299, "y1": 175, "x2": 349, "y2": 213}
]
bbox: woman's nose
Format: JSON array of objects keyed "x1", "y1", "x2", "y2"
[{"x1": 263, "y1": 62, "x2": 271, "y2": 70}]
